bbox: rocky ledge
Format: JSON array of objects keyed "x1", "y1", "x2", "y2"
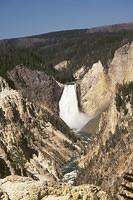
[{"x1": 0, "y1": 175, "x2": 109, "y2": 200}]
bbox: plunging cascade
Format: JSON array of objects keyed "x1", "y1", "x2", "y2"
[{"x1": 59, "y1": 83, "x2": 89, "y2": 131}]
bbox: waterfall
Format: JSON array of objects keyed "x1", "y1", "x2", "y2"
[{"x1": 59, "y1": 83, "x2": 89, "y2": 131}]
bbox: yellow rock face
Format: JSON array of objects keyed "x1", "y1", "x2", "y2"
[
  {"x1": 80, "y1": 61, "x2": 111, "y2": 117},
  {"x1": 80, "y1": 43, "x2": 133, "y2": 118}
]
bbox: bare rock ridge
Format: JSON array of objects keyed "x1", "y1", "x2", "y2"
[
  {"x1": 7, "y1": 66, "x2": 63, "y2": 114},
  {"x1": 0, "y1": 78, "x2": 81, "y2": 182}
]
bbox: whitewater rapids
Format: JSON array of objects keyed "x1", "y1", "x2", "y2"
[{"x1": 59, "y1": 84, "x2": 89, "y2": 131}]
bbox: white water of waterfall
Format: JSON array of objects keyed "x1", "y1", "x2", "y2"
[{"x1": 59, "y1": 84, "x2": 89, "y2": 131}]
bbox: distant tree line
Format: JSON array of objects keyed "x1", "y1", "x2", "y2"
[{"x1": 0, "y1": 29, "x2": 133, "y2": 82}]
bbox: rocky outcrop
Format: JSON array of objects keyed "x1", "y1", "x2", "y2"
[
  {"x1": 0, "y1": 77, "x2": 80, "y2": 181},
  {"x1": 0, "y1": 175, "x2": 109, "y2": 200},
  {"x1": 54, "y1": 60, "x2": 69, "y2": 71},
  {"x1": 76, "y1": 83, "x2": 133, "y2": 199},
  {"x1": 7, "y1": 66, "x2": 62, "y2": 114},
  {"x1": 0, "y1": 77, "x2": 10, "y2": 92},
  {"x1": 109, "y1": 43, "x2": 133, "y2": 86},
  {"x1": 73, "y1": 66, "x2": 86, "y2": 80},
  {"x1": 117, "y1": 170, "x2": 133, "y2": 200}
]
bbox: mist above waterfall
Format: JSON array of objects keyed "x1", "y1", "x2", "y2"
[{"x1": 59, "y1": 84, "x2": 89, "y2": 130}]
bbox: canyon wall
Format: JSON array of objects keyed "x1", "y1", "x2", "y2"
[
  {"x1": 0, "y1": 77, "x2": 81, "y2": 181},
  {"x1": 79, "y1": 43, "x2": 133, "y2": 118},
  {"x1": 76, "y1": 82, "x2": 133, "y2": 199},
  {"x1": 7, "y1": 66, "x2": 63, "y2": 114}
]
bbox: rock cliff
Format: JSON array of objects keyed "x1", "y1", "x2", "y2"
[
  {"x1": 109, "y1": 43, "x2": 133, "y2": 86},
  {"x1": 7, "y1": 66, "x2": 63, "y2": 114},
  {"x1": 76, "y1": 82, "x2": 133, "y2": 199},
  {"x1": 79, "y1": 42, "x2": 133, "y2": 117},
  {"x1": 0, "y1": 77, "x2": 80, "y2": 181},
  {"x1": 79, "y1": 61, "x2": 111, "y2": 117}
]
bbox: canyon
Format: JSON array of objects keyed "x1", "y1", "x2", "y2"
[{"x1": 0, "y1": 25, "x2": 133, "y2": 199}]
